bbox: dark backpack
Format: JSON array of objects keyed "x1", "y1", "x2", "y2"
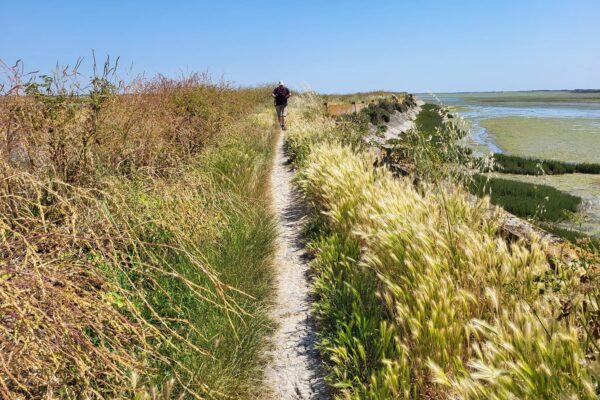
[
  {"x1": 277, "y1": 86, "x2": 287, "y2": 97},
  {"x1": 274, "y1": 86, "x2": 289, "y2": 104}
]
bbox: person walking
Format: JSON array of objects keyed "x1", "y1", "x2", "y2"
[{"x1": 272, "y1": 81, "x2": 291, "y2": 130}]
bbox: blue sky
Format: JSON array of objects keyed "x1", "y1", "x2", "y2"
[{"x1": 2, "y1": 0, "x2": 599, "y2": 93}]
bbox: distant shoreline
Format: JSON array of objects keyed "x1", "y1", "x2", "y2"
[{"x1": 417, "y1": 89, "x2": 600, "y2": 95}]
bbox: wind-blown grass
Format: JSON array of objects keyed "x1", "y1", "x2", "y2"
[
  {"x1": 284, "y1": 92, "x2": 363, "y2": 165},
  {"x1": 287, "y1": 93, "x2": 600, "y2": 399}
]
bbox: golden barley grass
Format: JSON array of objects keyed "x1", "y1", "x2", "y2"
[{"x1": 288, "y1": 93, "x2": 600, "y2": 399}]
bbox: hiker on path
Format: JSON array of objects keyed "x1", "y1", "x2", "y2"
[{"x1": 272, "y1": 81, "x2": 291, "y2": 130}]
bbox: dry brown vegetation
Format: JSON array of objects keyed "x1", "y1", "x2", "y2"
[
  {"x1": 1, "y1": 60, "x2": 262, "y2": 183},
  {"x1": 0, "y1": 59, "x2": 275, "y2": 399}
]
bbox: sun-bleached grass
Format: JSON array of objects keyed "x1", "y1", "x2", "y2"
[{"x1": 289, "y1": 93, "x2": 600, "y2": 399}]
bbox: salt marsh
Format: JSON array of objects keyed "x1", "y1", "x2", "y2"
[{"x1": 419, "y1": 91, "x2": 600, "y2": 236}]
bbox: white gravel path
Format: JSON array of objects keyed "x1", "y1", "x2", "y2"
[{"x1": 264, "y1": 130, "x2": 328, "y2": 400}]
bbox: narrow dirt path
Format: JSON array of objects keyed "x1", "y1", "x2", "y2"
[{"x1": 265, "y1": 130, "x2": 328, "y2": 399}]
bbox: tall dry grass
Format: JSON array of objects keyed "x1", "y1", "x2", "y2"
[
  {"x1": 0, "y1": 59, "x2": 275, "y2": 399},
  {"x1": 1, "y1": 59, "x2": 263, "y2": 183}
]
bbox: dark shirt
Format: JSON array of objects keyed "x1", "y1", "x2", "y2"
[{"x1": 273, "y1": 86, "x2": 290, "y2": 106}]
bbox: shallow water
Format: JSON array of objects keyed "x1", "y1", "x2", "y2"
[
  {"x1": 418, "y1": 91, "x2": 600, "y2": 236},
  {"x1": 419, "y1": 92, "x2": 600, "y2": 158}
]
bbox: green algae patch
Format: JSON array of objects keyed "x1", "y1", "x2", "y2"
[{"x1": 480, "y1": 117, "x2": 600, "y2": 163}]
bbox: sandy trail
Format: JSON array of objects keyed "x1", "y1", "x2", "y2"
[{"x1": 265, "y1": 130, "x2": 328, "y2": 399}]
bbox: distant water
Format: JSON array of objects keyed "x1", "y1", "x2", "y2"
[{"x1": 417, "y1": 92, "x2": 600, "y2": 155}]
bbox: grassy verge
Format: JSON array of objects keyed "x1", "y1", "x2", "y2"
[
  {"x1": 0, "y1": 62, "x2": 277, "y2": 399},
  {"x1": 286, "y1": 93, "x2": 600, "y2": 399},
  {"x1": 490, "y1": 153, "x2": 600, "y2": 175},
  {"x1": 131, "y1": 110, "x2": 278, "y2": 398},
  {"x1": 469, "y1": 174, "x2": 582, "y2": 222}
]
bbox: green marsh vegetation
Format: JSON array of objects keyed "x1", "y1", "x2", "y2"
[
  {"x1": 406, "y1": 104, "x2": 598, "y2": 235},
  {"x1": 469, "y1": 174, "x2": 581, "y2": 221},
  {"x1": 480, "y1": 116, "x2": 600, "y2": 163},
  {"x1": 285, "y1": 93, "x2": 600, "y2": 399},
  {"x1": 492, "y1": 172, "x2": 600, "y2": 238},
  {"x1": 0, "y1": 59, "x2": 277, "y2": 399},
  {"x1": 424, "y1": 92, "x2": 600, "y2": 239},
  {"x1": 490, "y1": 153, "x2": 600, "y2": 175}
]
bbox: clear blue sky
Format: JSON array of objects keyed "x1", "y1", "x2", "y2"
[{"x1": 2, "y1": 0, "x2": 599, "y2": 93}]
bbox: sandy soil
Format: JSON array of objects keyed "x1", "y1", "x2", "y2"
[
  {"x1": 264, "y1": 131, "x2": 328, "y2": 399},
  {"x1": 366, "y1": 101, "x2": 423, "y2": 144}
]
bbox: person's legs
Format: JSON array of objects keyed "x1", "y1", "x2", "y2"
[
  {"x1": 280, "y1": 105, "x2": 287, "y2": 130},
  {"x1": 275, "y1": 106, "x2": 282, "y2": 128},
  {"x1": 275, "y1": 105, "x2": 287, "y2": 129}
]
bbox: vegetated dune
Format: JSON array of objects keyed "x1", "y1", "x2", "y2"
[
  {"x1": 285, "y1": 93, "x2": 600, "y2": 399},
  {"x1": 0, "y1": 62, "x2": 277, "y2": 399}
]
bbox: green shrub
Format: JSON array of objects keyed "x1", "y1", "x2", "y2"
[
  {"x1": 489, "y1": 153, "x2": 600, "y2": 175},
  {"x1": 362, "y1": 99, "x2": 401, "y2": 127},
  {"x1": 469, "y1": 174, "x2": 582, "y2": 221}
]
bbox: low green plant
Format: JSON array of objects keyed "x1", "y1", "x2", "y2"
[
  {"x1": 385, "y1": 103, "x2": 474, "y2": 182},
  {"x1": 488, "y1": 153, "x2": 600, "y2": 175},
  {"x1": 469, "y1": 174, "x2": 582, "y2": 221}
]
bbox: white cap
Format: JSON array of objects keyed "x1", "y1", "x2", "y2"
[{"x1": 278, "y1": 80, "x2": 284, "y2": 86}]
